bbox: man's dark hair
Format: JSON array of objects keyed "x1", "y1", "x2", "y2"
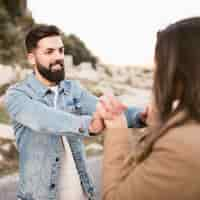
[
  {"x1": 154, "y1": 17, "x2": 200, "y2": 123},
  {"x1": 25, "y1": 24, "x2": 61, "y2": 53}
]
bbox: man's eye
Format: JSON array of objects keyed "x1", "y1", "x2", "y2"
[
  {"x1": 59, "y1": 48, "x2": 64, "y2": 53},
  {"x1": 46, "y1": 50, "x2": 53, "y2": 54}
]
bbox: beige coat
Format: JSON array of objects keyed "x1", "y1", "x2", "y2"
[{"x1": 103, "y1": 111, "x2": 200, "y2": 200}]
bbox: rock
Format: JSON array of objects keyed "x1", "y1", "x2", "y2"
[
  {"x1": 130, "y1": 76, "x2": 153, "y2": 89},
  {"x1": 76, "y1": 62, "x2": 101, "y2": 82},
  {"x1": 86, "y1": 85, "x2": 104, "y2": 97},
  {"x1": 101, "y1": 64, "x2": 113, "y2": 77},
  {"x1": 0, "y1": 84, "x2": 9, "y2": 96},
  {"x1": 86, "y1": 82, "x2": 115, "y2": 97},
  {"x1": 0, "y1": 124, "x2": 14, "y2": 140},
  {"x1": 1, "y1": 143, "x2": 11, "y2": 151},
  {"x1": 0, "y1": 124, "x2": 17, "y2": 171},
  {"x1": 0, "y1": 137, "x2": 18, "y2": 177},
  {"x1": 0, "y1": 65, "x2": 17, "y2": 86},
  {"x1": 15, "y1": 65, "x2": 32, "y2": 81},
  {"x1": 118, "y1": 88, "x2": 151, "y2": 107},
  {"x1": 0, "y1": 154, "x2": 3, "y2": 162},
  {"x1": 110, "y1": 67, "x2": 130, "y2": 84},
  {"x1": 86, "y1": 143, "x2": 103, "y2": 156}
]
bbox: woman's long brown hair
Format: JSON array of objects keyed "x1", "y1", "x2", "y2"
[
  {"x1": 124, "y1": 17, "x2": 200, "y2": 170},
  {"x1": 154, "y1": 17, "x2": 200, "y2": 123}
]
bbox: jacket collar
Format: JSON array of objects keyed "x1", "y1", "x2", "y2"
[
  {"x1": 130, "y1": 109, "x2": 189, "y2": 164},
  {"x1": 26, "y1": 72, "x2": 70, "y2": 97}
]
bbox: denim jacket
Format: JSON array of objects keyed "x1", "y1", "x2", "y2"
[{"x1": 4, "y1": 73, "x2": 143, "y2": 200}]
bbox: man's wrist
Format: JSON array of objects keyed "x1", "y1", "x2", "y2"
[{"x1": 89, "y1": 118, "x2": 105, "y2": 135}]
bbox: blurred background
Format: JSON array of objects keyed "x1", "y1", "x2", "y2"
[{"x1": 0, "y1": 0, "x2": 199, "y2": 198}]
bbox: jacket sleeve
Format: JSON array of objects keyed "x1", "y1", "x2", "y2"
[
  {"x1": 73, "y1": 81, "x2": 145, "y2": 128},
  {"x1": 4, "y1": 86, "x2": 91, "y2": 137},
  {"x1": 124, "y1": 107, "x2": 145, "y2": 128},
  {"x1": 73, "y1": 81, "x2": 99, "y2": 115}
]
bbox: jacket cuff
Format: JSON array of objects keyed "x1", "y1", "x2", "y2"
[
  {"x1": 79, "y1": 115, "x2": 92, "y2": 136},
  {"x1": 125, "y1": 107, "x2": 146, "y2": 128}
]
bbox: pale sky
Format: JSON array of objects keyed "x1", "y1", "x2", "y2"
[{"x1": 28, "y1": 0, "x2": 200, "y2": 66}]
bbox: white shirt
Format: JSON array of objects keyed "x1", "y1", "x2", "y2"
[{"x1": 50, "y1": 86, "x2": 87, "y2": 200}]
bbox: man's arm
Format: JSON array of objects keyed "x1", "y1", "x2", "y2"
[
  {"x1": 4, "y1": 86, "x2": 91, "y2": 137},
  {"x1": 73, "y1": 82, "x2": 145, "y2": 129}
]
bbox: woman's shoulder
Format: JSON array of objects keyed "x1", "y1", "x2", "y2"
[{"x1": 154, "y1": 120, "x2": 200, "y2": 159}]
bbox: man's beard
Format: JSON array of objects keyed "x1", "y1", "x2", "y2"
[{"x1": 36, "y1": 59, "x2": 65, "y2": 84}]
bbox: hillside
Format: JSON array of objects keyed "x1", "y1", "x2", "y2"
[{"x1": 0, "y1": 0, "x2": 97, "y2": 68}]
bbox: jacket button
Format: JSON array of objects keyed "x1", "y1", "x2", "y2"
[
  {"x1": 56, "y1": 157, "x2": 59, "y2": 162},
  {"x1": 51, "y1": 184, "x2": 55, "y2": 189},
  {"x1": 79, "y1": 127, "x2": 84, "y2": 133}
]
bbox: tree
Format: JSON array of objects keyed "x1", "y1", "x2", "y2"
[
  {"x1": 63, "y1": 34, "x2": 98, "y2": 68},
  {"x1": 0, "y1": 0, "x2": 98, "y2": 68}
]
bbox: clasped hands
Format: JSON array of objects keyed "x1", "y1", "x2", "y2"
[
  {"x1": 89, "y1": 94, "x2": 130, "y2": 134},
  {"x1": 89, "y1": 94, "x2": 159, "y2": 134}
]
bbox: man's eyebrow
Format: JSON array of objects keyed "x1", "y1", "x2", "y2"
[{"x1": 45, "y1": 46, "x2": 64, "y2": 51}]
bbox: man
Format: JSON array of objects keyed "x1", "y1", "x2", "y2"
[{"x1": 4, "y1": 24, "x2": 144, "y2": 200}]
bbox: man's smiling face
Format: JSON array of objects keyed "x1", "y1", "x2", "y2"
[{"x1": 29, "y1": 35, "x2": 65, "y2": 84}]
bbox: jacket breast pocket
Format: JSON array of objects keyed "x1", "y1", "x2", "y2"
[{"x1": 64, "y1": 97, "x2": 82, "y2": 115}]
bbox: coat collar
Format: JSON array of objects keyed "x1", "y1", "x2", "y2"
[{"x1": 130, "y1": 109, "x2": 189, "y2": 163}]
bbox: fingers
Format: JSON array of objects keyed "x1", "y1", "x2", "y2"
[
  {"x1": 99, "y1": 95, "x2": 113, "y2": 113},
  {"x1": 89, "y1": 117, "x2": 105, "y2": 134},
  {"x1": 92, "y1": 111, "x2": 101, "y2": 120},
  {"x1": 96, "y1": 101, "x2": 113, "y2": 120},
  {"x1": 97, "y1": 94, "x2": 127, "y2": 120},
  {"x1": 107, "y1": 93, "x2": 127, "y2": 112},
  {"x1": 99, "y1": 94, "x2": 127, "y2": 115}
]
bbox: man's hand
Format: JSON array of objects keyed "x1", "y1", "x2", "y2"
[
  {"x1": 89, "y1": 93, "x2": 127, "y2": 134},
  {"x1": 89, "y1": 111, "x2": 105, "y2": 135}
]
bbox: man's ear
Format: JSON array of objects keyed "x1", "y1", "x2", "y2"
[{"x1": 27, "y1": 53, "x2": 36, "y2": 66}]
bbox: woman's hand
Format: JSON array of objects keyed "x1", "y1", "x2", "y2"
[
  {"x1": 104, "y1": 113, "x2": 128, "y2": 129},
  {"x1": 96, "y1": 94, "x2": 128, "y2": 129}
]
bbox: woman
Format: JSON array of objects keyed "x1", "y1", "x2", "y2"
[{"x1": 97, "y1": 17, "x2": 200, "y2": 200}]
